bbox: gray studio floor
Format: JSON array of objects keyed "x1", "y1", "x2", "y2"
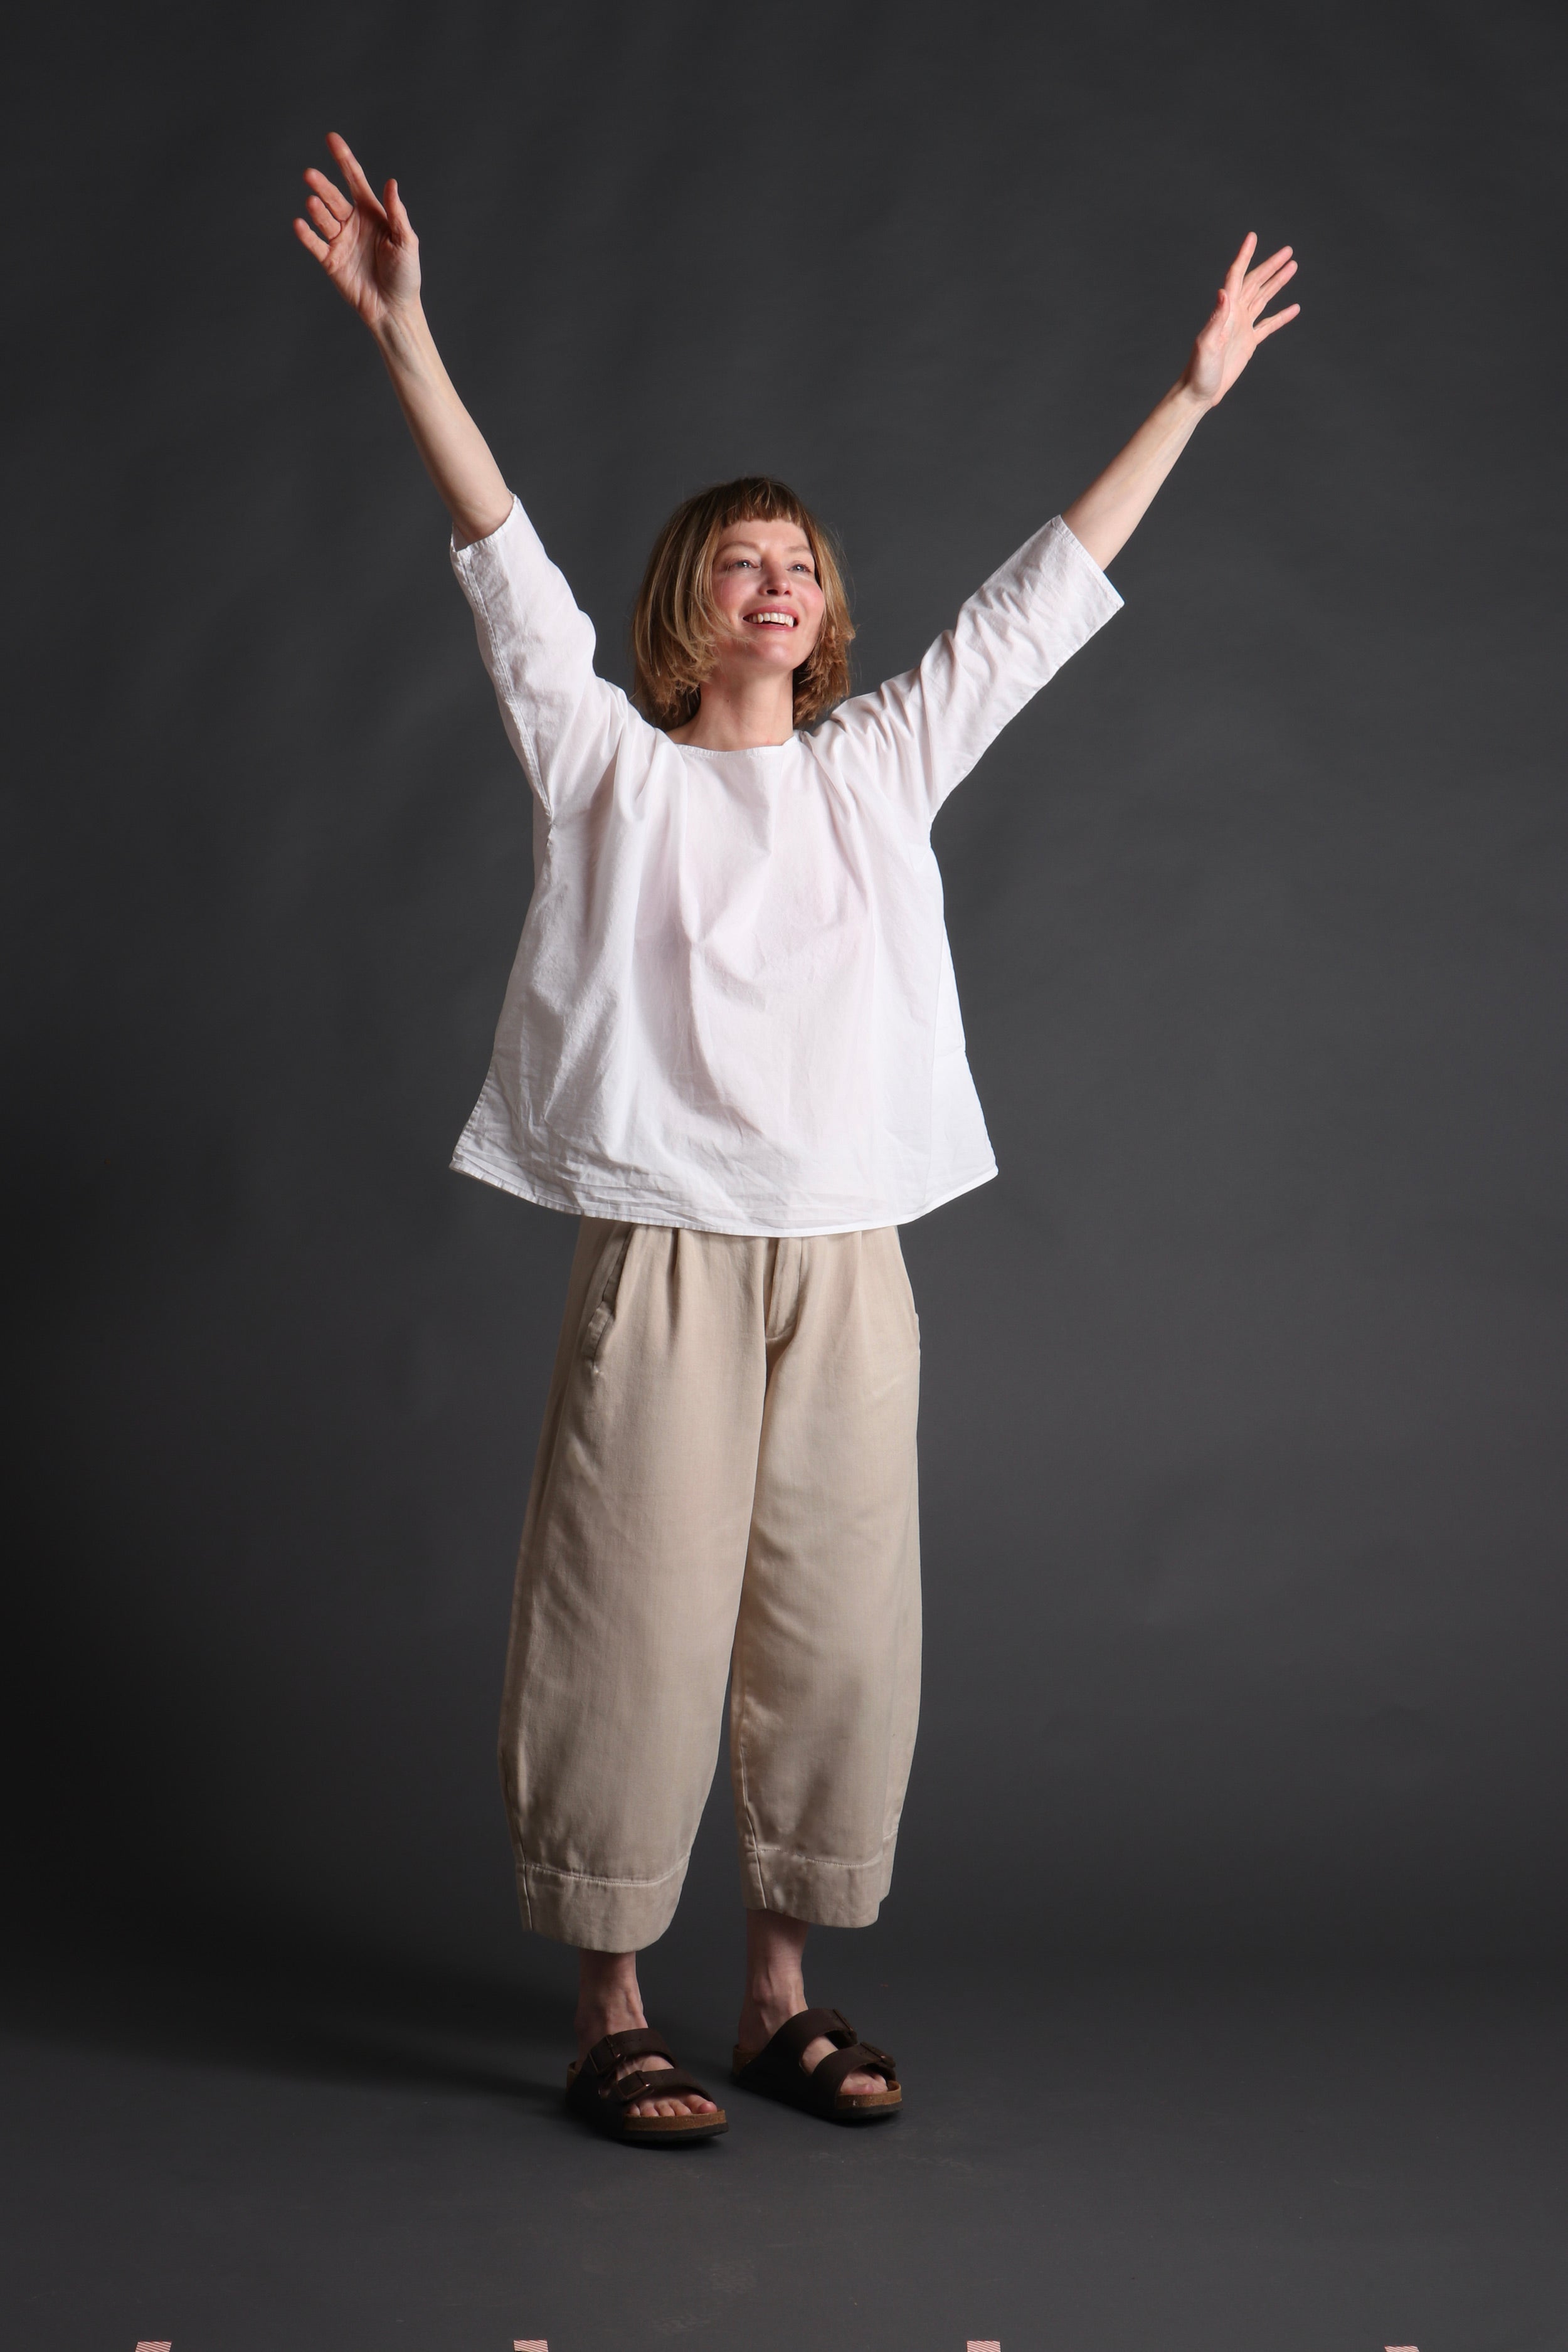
[{"x1": 4, "y1": 1937, "x2": 1565, "y2": 2352}]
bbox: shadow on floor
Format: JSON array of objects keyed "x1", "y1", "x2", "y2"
[{"x1": 1, "y1": 1928, "x2": 572, "y2": 2107}]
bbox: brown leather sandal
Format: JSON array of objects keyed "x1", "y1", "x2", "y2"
[
  {"x1": 565, "y1": 2027, "x2": 728, "y2": 2146},
  {"x1": 731, "y1": 2005, "x2": 902, "y2": 2125}
]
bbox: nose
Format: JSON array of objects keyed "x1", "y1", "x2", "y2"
[{"x1": 759, "y1": 553, "x2": 793, "y2": 593}]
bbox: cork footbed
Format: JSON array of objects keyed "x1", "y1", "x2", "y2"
[{"x1": 731, "y1": 2044, "x2": 903, "y2": 2112}]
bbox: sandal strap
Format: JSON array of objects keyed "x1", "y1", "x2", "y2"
[
  {"x1": 609, "y1": 2063, "x2": 712, "y2": 2105},
  {"x1": 810, "y1": 2041, "x2": 895, "y2": 2104},
  {"x1": 585, "y1": 2026, "x2": 674, "y2": 2077},
  {"x1": 763, "y1": 2005, "x2": 857, "y2": 2072}
]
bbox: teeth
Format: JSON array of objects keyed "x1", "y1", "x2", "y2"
[{"x1": 746, "y1": 613, "x2": 795, "y2": 626}]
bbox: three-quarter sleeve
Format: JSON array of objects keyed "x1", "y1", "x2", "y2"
[
  {"x1": 450, "y1": 495, "x2": 632, "y2": 821},
  {"x1": 822, "y1": 517, "x2": 1124, "y2": 828}
]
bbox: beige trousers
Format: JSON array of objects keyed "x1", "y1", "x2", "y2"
[{"x1": 497, "y1": 1217, "x2": 923, "y2": 1950}]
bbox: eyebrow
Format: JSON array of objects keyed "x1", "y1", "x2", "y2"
[{"x1": 716, "y1": 535, "x2": 815, "y2": 559}]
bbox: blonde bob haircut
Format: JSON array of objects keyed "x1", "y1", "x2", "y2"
[{"x1": 632, "y1": 476, "x2": 854, "y2": 733}]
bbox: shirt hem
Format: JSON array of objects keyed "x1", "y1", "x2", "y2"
[{"x1": 447, "y1": 1138, "x2": 998, "y2": 1236}]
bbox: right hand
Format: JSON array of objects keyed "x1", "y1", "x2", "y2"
[
  {"x1": 1182, "y1": 232, "x2": 1300, "y2": 410},
  {"x1": 292, "y1": 132, "x2": 420, "y2": 331}
]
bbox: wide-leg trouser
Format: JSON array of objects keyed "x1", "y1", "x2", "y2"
[{"x1": 497, "y1": 1217, "x2": 923, "y2": 1951}]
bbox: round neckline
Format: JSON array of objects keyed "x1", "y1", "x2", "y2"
[{"x1": 668, "y1": 735, "x2": 798, "y2": 757}]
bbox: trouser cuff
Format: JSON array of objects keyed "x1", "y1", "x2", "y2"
[
  {"x1": 741, "y1": 1836, "x2": 898, "y2": 1929},
  {"x1": 514, "y1": 1855, "x2": 688, "y2": 1950}
]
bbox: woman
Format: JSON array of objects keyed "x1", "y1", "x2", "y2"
[{"x1": 295, "y1": 133, "x2": 1298, "y2": 2145}]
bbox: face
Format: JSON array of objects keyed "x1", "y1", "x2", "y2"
[{"x1": 706, "y1": 519, "x2": 826, "y2": 682}]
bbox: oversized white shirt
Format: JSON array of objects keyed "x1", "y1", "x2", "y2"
[{"x1": 448, "y1": 497, "x2": 1122, "y2": 1235}]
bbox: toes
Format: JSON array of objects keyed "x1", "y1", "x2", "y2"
[
  {"x1": 600, "y1": 2048, "x2": 719, "y2": 2122},
  {"x1": 625, "y1": 2095, "x2": 721, "y2": 2120}
]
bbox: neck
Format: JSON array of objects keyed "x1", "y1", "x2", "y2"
[{"x1": 669, "y1": 670, "x2": 796, "y2": 750}]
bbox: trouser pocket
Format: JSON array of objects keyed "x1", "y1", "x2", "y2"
[{"x1": 580, "y1": 1223, "x2": 634, "y2": 1370}]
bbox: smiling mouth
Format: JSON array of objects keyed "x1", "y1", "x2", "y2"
[{"x1": 743, "y1": 611, "x2": 797, "y2": 628}]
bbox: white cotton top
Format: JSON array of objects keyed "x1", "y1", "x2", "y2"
[{"x1": 448, "y1": 496, "x2": 1122, "y2": 1236}]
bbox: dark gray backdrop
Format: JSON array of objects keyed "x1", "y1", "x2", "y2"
[{"x1": 6, "y1": 0, "x2": 1564, "y2": 1999}]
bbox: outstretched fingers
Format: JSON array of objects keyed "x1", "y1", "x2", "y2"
[
  {"x1": 1244, "y1": 241, "x2": 1293, "y2": 285},
  {"x1": 1248, "y1": 259, "x2": 1298, "y2": 319},
  {"x1": 326, "y1": 131, "x2": 387, "y2": 221},
  {"x1": 292, "y1": 215, "x2": 331, "y2": 260},
  {"x1": 304, "y1": 192, "x2": 346, "y2": 241},
  {"x1": 1253, "y1": 301, "x2": 1301, "y2": 339},
  {"x1": 302, "y1": 166, "x2": 352, "y2": 223},
  {"x1": 1246, "y1": 248, "x2": 1296, "y2": 300},
  {"x1": 1223, "y1": 231, "x2": 1259, "y2": 297}
]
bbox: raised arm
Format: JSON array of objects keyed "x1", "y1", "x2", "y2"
[
  {"x1": 293, "y1": 134, "x2": 512, "y2": 549},
  {"x1": 1062, "y1": 233, "x2": 1300, "y2": 571}
]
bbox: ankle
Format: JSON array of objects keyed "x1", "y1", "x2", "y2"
[
  {"x1": 742, "y1": 1972, "x2": 807, "y2": 2033},
  {"x1": 576, "y1": 1996, "x2": 647, "y2": 2059},
  {"x1": 575, "y1": 1953, "x2": 647, "y2": 2053}
]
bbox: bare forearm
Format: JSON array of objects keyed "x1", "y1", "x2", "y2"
[
  {"x1": 1061, "y1": 380, "x2": 1210, "y2": 572},
  {"x1": 370, "y1": 302, "x2": 512, "y2": 548}
]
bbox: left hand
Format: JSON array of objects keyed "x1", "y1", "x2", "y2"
[
  {"x1": 294, "y1": 134, "x2": 421, "y2": 332},
  {"x1": 1184, "y1": 233, "x2": 1300, "y2": 408}
]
